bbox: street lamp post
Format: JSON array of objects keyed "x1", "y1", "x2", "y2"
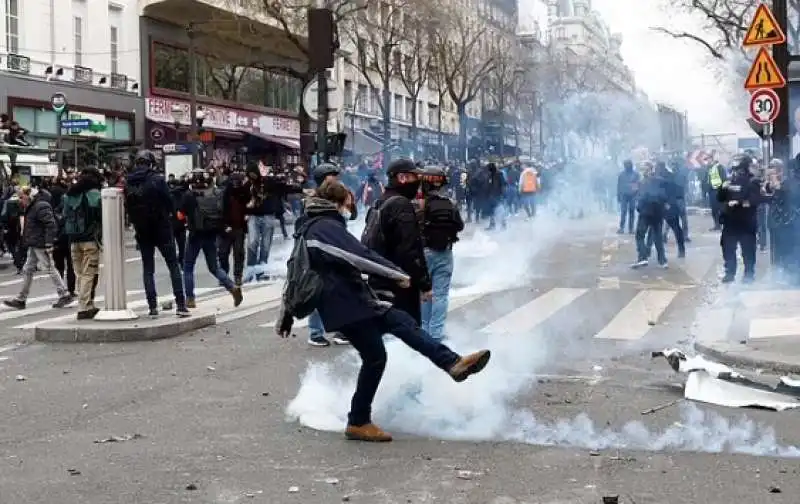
[
  {"x1": 195, "y1": 108, "x2": 206, "y2": 168},
  {"x1": 187, "y1": 22, "x2": 200, "y2": 168}
]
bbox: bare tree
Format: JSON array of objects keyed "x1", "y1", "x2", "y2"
[
  {"x1": 396, "y1": 3, "x2": 436, "y2": 148},
  {"x1": 430, "y1": 1, "x2": 496, "y2": 160},
  {"x1": 343, "y1": 0, "x2": 410, "y2": 163},
  {"x1": 487, "y1": 40, "x2": 526, "y2": 157}
]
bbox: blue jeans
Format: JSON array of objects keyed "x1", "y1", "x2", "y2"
[
  {"x1": 246, "y1": 215, "x2": 276, "y2": 266},
  {"x1": 341, "y1": 307, "x2": 460, "y2": 426},
  {"x1": 619, "y1": 196, "x2": 635, "y2": 231},
  {"x1": 184, "y1": 232, "x2": 234, "y2": 299},
  {"x1": 421, "y1": 248, "x2": 454, "y2": 340},
  {"x1": 308, "y1": 309, "x2": 325, "y2": 337},
  {"x1": 138, "y1": 239, "x2": 185, "y2": 310}
]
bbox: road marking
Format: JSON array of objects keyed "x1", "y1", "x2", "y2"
[
  {"x1": 256, "y1": 293, "x2": 485, "y2": 329},
  {"x1": 0, "y1": 343, "x2": 20, "y2": 354},
  {"x1": 0, "y1": 289, "x2": 147, "y2": 323},
  {"x1": 749, "y1": 316, "x2": 800, "y2": 339},
  {"x1": 680, "y1": 252, "x2": 717, "y2": 283},
  {"x1": 594, "y1": 289, "x2": 678, "y2": 340},
  {"x1": 692, "y1": 307, "x2": 735, "y2": 344},
  {"x1": 597, "y1": 276, "x2": 620, "y2": 289},
  {"x1": 481, "y1": 288, "x2": 588, "y2": 334},
  {"x1": 0, "y1": 256, "x2": 141, "y2": 287},
  {"x1": 14, "y1": 287, "x2": 217, "y2": 328}
]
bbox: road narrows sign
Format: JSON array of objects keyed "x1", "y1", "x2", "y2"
[
  {"x1": 749, "y1": 88, "x2": 780, "y2": 125},
  {"x1": 744, "y1": 47, "x2": 786, "y2": 89},
  {"x1": 743, "y1": 3, "x2": 786, "y2": 47}
]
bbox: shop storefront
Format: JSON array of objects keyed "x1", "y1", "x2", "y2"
[
  {"x1": 1, "y1": 75, "x2": 144, "y2": 168},
  {"x1": 145, "y1": 96, "x2": 301, "y2": 168}
]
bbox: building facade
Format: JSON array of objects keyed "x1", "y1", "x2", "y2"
[
  {"x1": 0, "y1": 0, "x2": 144, "y2": 168},
  {"x1": 334, "y1": 0, "x2": 518, "y2": 160},
  {"x1": 546, "y1": 0, "x2": 636, "y2": 95},
  {"x1": 139, "y1": 0, "x2": 308, "y2": 169}
]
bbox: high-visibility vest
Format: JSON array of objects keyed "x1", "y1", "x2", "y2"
[
  {"x1": 520, "y1": 169, "x2": 539, "y2": 193},
  {"x1": 708, "y1": 164, "x2": 723, "y2": 189}
]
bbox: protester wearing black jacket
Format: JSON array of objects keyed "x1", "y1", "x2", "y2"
[
  {"x1": 718, "y1": 157, "x2": 761, "y2": 283},
  {"x1": 277, "y1": 180, "x2": 491, "y2": 443},
  {"x1": 219, "y1": 171, "x2": 249, "y2": 286},
  {"x1": 366, "y1": 159, "x2": 432, "y2": 325}
]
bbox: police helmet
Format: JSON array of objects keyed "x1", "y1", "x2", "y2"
[
  {"x1": 133, "y1": 149, "x2": 157, "y2": 169},
  {"x1": 420, "y1": 165, "x2": 448, "y2": 186}
]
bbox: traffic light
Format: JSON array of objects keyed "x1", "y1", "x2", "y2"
[{"x1": 308, "y1": 8, "x2": 337, "y2": 71}]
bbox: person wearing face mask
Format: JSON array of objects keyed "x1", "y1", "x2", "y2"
[
  {"x1": 717, "y1": 156, "x2": 761, "y2": 283},
  {"x1": 277, "y1": 179, "x2": 491, "y2": 442},
  {"x1": 362, "y1": 158, "x2": 432, "y2": 325}
]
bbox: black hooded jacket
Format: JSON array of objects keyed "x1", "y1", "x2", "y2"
[{"x1": 23, "y1": 189, "x2": 58, "y2": 248}]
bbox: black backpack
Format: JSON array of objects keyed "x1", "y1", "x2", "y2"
[
  {"x1": 422, "y1": 196, "x2": 460, "y2": 251},
  {"x1": 361, "y1": 195, "x2": 405, "y2": 254},
  {"x1": 282, "y1": 217, "x2": 324, "y2": 318},
  {"x1": 125, "y1": 180, "x2": 160, "y2": 230},
  {"x1": 193, "y1": 187, "x2": 224, "y2": 232}
]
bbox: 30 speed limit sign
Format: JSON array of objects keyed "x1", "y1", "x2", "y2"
[{"x1": 749, "y1": 88, "x2": 780, "y2": 125}]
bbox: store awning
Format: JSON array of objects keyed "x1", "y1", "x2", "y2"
[
  {"x1": 243, "y1": 130, "x2": 300, "y2": 150},
  {"x1": 345, "y1": 130, "x2": 383, "y2": 156},
  {"x1": 0, "y1": 153, "x2": 59, "y2": 177}
]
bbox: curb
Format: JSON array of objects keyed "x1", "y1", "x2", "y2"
[
  {"x1": 34, "y1": 313, "x2": 216, "y2": 343},
  {"x1": 695, "y1": 342, "x2": 800, "y2": 375}
]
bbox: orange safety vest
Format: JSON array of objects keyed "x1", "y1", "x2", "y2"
[{"x1": 520, "y1": 169, "x2": 538, "y2": 193}]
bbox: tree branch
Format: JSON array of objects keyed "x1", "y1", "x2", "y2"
[{"x1": 649, "y1": 26, "x2": 725, "y2": 59}]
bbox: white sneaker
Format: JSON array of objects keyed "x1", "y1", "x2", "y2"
[
  {"x1": 331, "y1": 333, "x2": 350, "y2": 345},
  {"x1": 631, "y1": 260, "x2": 648, "y2": 269}
]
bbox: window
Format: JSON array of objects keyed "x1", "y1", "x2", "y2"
[
  {"x1": 343, "y1": 80, "x2": 353, "y2": 109},
  {"x1": 74, "y1": 16, "x2": 83, "y2": 66},
  {"x1": 5, "y1": 0, "x2": 19, "y2": 54},
  {"x1": 153, "y1": 42, "x2": 190, "y2": 92},
  {"x1": 110, "y1": 26, "x2": 119, "y2": 73},
  {"x1": 356, "y1": 85, "x2": 368, "y2": 113}
]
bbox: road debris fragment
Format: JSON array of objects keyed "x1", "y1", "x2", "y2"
[
  {"x1": 641, "y1": 398, "x2": 683, "y2": 415},
  {"x1": 14, "y1": 374, "x2": 25, "y2": 381},
  {"x1": 324, "y1": 477, "x2": 339, "y2": 485},
  {"x1": 602, "y1": 496, "x2": 619, "y2": 504},
  {"x1": 67, "y1": 468, "x2": 81, "y2": 476},
  {"x1": 185, "y1": 483, "x2": 198, "y2": 491},
  {"x1": 94, "y1": 433, "x2": 143, "y2": 444},
  {"x1": 456, "y1": 470, "x2": 481, "y2": 480},
  {"x1": 769, "y1": 486, "x2": 782, "y2": 493}
]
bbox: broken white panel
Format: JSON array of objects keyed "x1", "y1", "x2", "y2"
[
  {"x1": 481, "y1": 288, "x2": 588, "y2": 335},
  {"x1": 594, "y1": 290, "x2": 678, "y2": 340},
  {"x1": 685, "y1": 371, "x2": 800, "y2": 411},
  {"x1": 655, "y1": 348, "x2": 744, "y2": 379},
  {"x1": 749, "y1": 316, "x2": 800, "y2": 340}
]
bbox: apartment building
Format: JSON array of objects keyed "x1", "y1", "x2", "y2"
[
  {"x1": 336, "y1": 0, "x2": 518, "y2": 159},
  {"x1": 0, "y1": 0, "x2": 143, "y2": 165},
  {"x1": 547, "y1": 0, "x2": 636, "y2": 95}
]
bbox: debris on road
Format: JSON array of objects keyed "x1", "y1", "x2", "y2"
[
  {"x1": 93, "y1": 433, "x2": 143, "y2": 444},
  {"x1": 456, "y1": 470, "x2": 482, "y2": 480},
  {"x1": 641, "y1": 398, "x2": 683, "y2": 415},
  {"x1": 288, "y1": 486, "x2": 299, "y2": 493},
  {"x1": 185, "y1": 483, "x2": 198, "y2": 491},
  {"x1": 602, "y1": 496, "x2": 619, "y2": 504},
  {"x1": 653, "y1": 349, "x2": 800, "y2": 411},
  {"x1": 769, "y1": 486, "x2": 782, "y2": 494},
  {"x1": 67, "y1": 468, "x2": 81, "y2": 476},
  {"x1": 14, "y1": 374, "x2": 25, "y2": 381},
  {"x1": 206, "y1": 366, "x2": 216, "y2": 372},
  {"x1": 323, "y1": 477, "x2": 339, "y2": 485}
]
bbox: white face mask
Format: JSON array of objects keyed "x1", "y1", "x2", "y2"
[{"x1": 340, "y1": 209, "x2": 351, "y2": 220}]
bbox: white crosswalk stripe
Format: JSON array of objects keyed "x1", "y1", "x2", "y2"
[{"x1": 8, "y1": 279, "x2": 691, "y2": 344}]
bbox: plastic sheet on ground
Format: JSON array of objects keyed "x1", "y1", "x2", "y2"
[{"x1": 653, "y1": 348, "x2": 800, "y2": 411}]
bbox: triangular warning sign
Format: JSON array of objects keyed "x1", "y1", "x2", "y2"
[
  {"x1": 744, "y1": 47, "x2": 786, "y2": 89},
  {"x1": 743, "y1": 3, "x2": 786, "y2": 47}
]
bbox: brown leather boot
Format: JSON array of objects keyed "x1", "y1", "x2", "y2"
[
  {"x1": 229, "y1": 286, "x2": 243, "y2": 307},
  {"x1": 448, "y1": 350, "x2": 491, "y2": 382},
  {"x1": 186, "y1": 298, "x2": 196, "y2": 309},
  {"x1": 345, "y1": 423, "x2": 393, "y2": 442}
]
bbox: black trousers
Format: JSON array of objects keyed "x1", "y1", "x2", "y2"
[
  {"x1": 340, "y1": 307, "x2": 459, "y2": 426},
  {"x1": 217, "y1": 228, "x2": 245, "y2": 283},
  {"x1": 53, "y1": 243, "x2": 76, "y2": 295},
  {"x1": 721, "y1": 227, "x2": 756, "y2": 278},
  {"x1": 173, "y1": 226, "x2": 186, "y2": 264}
]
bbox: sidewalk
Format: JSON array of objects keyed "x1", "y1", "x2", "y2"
[{"x1": 694, "y1": 289, "x2": 800, "y2": 374}]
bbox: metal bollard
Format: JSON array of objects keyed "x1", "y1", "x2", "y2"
[{"x1": 93, "y1": 188, "x2": 137, "y2": 321}]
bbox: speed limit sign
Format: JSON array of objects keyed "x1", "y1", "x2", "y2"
[{"x1": 749, "y1": 88, "x2": 780, "y2": 125}]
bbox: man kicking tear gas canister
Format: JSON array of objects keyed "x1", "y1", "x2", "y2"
[{"x1": 276, "y1": 180, "x2": 491, "y2": 442}]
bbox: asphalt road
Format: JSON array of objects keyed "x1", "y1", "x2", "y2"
[{"x1": 4, "y1": 211, "x2": 797, "y2": 504}]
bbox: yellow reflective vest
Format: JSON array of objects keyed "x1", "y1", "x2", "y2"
[{"x1": 708, "y1": 164, "x2": 723, "y2": 190}]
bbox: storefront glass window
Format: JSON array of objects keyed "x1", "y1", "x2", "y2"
[
  {"x1": 151, "y1": 41, "x2": 301, "y2": 113},
  {"x1": 35, "y1": 109, "x2": 58, "y2": 135},
  {"x1": 112, "y1": 118, "x2": 131, "y2": 141},
  {"x1": 12, "y1": 106, "x2": 35, "y2": 131}
]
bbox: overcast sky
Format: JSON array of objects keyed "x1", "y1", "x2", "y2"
[{"x1": 518, "y1": 0, "x2": 750, "y2": 137}]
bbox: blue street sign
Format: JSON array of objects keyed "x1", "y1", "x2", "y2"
[{"x1": 60, "y1": 119, "x2": 91, "y2": 129}]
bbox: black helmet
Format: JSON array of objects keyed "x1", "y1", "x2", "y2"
[
  {"x1": 133, "y1": 149, "x2": 157, "y2": 169},
  {"x1": 312, "y1": 162, "x2": 340, "y2": 185},
  {"x1": 420, "y1": 165, "x2": 448, "y2": 186}
]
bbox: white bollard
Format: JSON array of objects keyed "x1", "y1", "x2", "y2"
[{"x1": 93, "y1": 187, "x2": 137, "y2": 321}]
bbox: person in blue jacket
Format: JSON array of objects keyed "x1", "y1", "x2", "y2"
[{"x1": 276, "y1": 179, "x2": 491, "y2": 443}]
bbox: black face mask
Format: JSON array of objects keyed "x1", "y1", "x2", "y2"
[{"x1": 394, "y1": 180, "x2": 420, "y2": 199}]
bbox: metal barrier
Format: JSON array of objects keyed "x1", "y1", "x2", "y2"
[{"x1": 93, "y1": 187, "x2": 137, "y2": 321}]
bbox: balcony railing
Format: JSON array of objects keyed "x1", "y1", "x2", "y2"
[{"x1": 1, "y1": 52, "x2": 137, "y2": 93}]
